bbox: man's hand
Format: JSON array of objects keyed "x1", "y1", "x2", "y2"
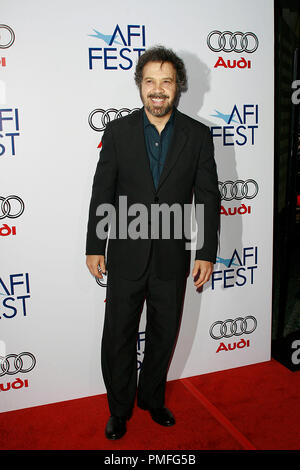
[
  {"x1": 192, "y1": 260, "x2": 213, "y2": 289},
  {"x1": 86, "y1": 255, "x2": 106, "y2": 279}
]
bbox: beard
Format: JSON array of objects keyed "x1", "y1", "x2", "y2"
[{"x1": 141, "y1": 91, "x2": 177, "y2": 118}]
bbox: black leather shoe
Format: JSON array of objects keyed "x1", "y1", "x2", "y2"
[
  {"x1": 105, "y1": 416, "x2": 127, "y2": 440},
  {"x1": 149, "y1": 407, "x2": 175, "y2": 426}
]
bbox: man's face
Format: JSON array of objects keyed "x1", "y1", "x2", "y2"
[{"x1": 140, "y1": 61, "x2": 178, "y2": 118}]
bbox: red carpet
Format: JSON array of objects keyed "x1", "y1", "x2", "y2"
[{"x1": 1, "y1": 359, "x2": 300, "y2": 450}]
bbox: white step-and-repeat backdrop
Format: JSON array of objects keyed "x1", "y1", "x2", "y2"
[{"x1": 0, "y1": 0, "x2": 274, "y2": 412}]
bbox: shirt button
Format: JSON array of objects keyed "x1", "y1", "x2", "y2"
[{"x1": 155, "y1": 142, "x2": 159, "y2": 146}]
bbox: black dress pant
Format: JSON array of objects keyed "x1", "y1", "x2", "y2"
[{"x1": 101, "y1": 241, "x2": 187, "y2": 418}]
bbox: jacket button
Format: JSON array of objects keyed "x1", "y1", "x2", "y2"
[{"x1": 154, "y1": 196, "x2": 159, "y2": 202}]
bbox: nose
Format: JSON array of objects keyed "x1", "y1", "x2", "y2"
[{"x1": 152, "y1": 81, "x2": 164, "y2": 93}]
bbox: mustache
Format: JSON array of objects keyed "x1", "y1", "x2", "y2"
[{"x1": 147, "y1": 93, "x2": 169, "y2": 99}]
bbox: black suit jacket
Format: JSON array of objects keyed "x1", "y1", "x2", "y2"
[{"x1": 86, "y1": 107, "x2": 220, "y2": 280}]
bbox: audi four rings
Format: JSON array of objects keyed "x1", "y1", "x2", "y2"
[
  {"x1": 0, "y1": 352, "x2": 36, "y2": 377},
  {"x1": 218, "y1": 180, "x2": 259, "y2": 201},
  {"x1": 207, "y1": 31, "x2": 259, "y2": 53},
  {"x1": 0, "y1": 195, "x2": 25, "y2": 219},
  {"x1": 209, "y1": 316, "x2": 257, "y2": 340},
  {"x1": 0, "y1": 24, "x2": 15, "y2": 49},
  {"x1": 88, "y1": 108, "x2": 140, "y2": 132},
  {"x1": 96, "y1": 276, "x2": 107, "y2": 288}
]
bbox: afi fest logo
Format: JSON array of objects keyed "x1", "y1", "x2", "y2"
[
  {"x1": 212, "y1": 246, "x2": 258, "y2": 289},
  {"x1": 0, "y1": 108, "x2": 20, "y2": 157},
  {"x1": 210, "y1": 104, "x2": 259, "y2": 146},
  {"x1": 0, "y1": 273, "x2": 30, "y2": 319},
  {"x1": 0, "y1": 24, "x2": 15, "y2": 67},
  {"x1": 88, "y1": 24, "x2": 146, "y2": 70}
]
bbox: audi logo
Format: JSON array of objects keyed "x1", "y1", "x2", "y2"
[
  {"x1": 0, "y1": 352, "x2": 36, "y2": 377},
  {"x1": 0, "y1": 195, "x2": 25, "y2": 219},
  {"x1": 0, "y1": 25, "x2": 15, "y2": 49},
  {"x1": 207, "y1": 31, "x2": 259, "y2": 53},
  {"x1": 218, "y1": 180, "x2": 258, "y2": 201},
  {"x1": 95, "y1": 275, "x2": 107, "y2": 287},
  {"x1": 209, "y1": 316, "x2": 257, "y2": 340},
  {"x1": 88, "y1": 108, "x2": 140, "y2": 132}
]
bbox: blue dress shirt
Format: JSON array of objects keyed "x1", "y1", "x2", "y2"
[{"x1": 143, "y1": 109, "x2": 175, "y2": 189}]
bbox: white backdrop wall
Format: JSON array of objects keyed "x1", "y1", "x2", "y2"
[{"x1": 0, "y1": 0, "x2": 274, "y2": 412}]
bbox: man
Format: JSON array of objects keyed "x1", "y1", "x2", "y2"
[{"x1": 86, "y1": 46, "x2": 220, "y2": 440}]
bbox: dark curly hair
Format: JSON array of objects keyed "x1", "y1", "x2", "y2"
[{"x1": 134, "y1": 45, "x2": 188, "y2": 94}]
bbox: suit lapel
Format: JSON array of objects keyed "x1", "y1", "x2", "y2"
[
  {"x1": 157, "y1": 110, "x2": 188, "y2": 191},
  {"x1": 131, "y1": 108, "x2": 156, "y2": 194}
]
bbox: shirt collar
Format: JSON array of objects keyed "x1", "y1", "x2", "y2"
[{"x1": 143, "y1": 107, "x2": 176, "y2": 129}]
